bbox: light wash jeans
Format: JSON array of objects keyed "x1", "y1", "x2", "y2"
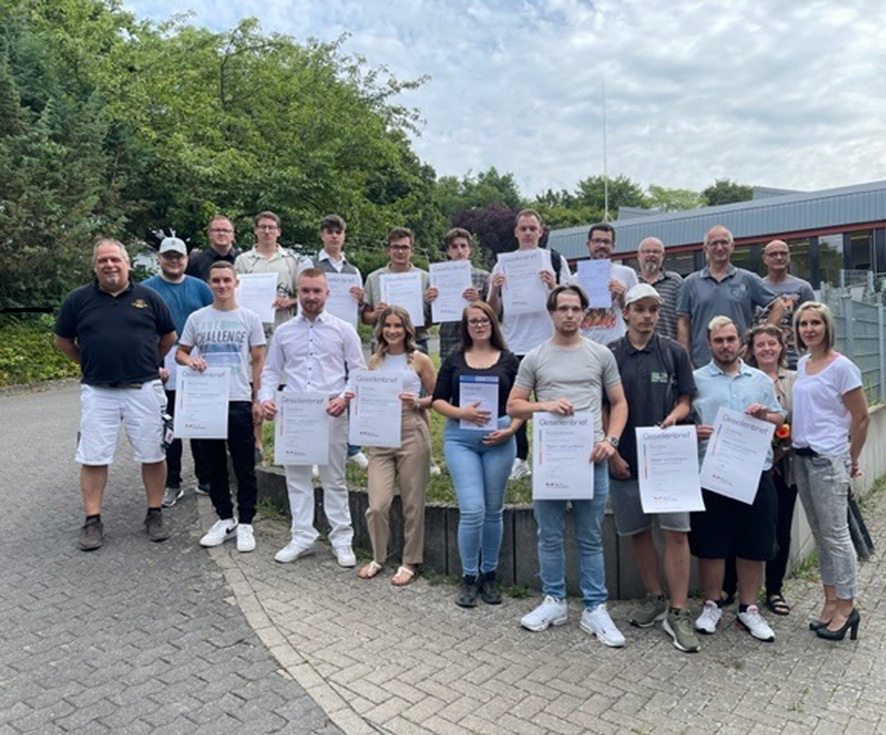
[
  {"x1": 444, "y1": 417, "x2": 516, "y2": 577},
  {"x1": 795, "y1": 452, "x2": 857, "y2": 599},
  {"x1": 534, "y1": 461, "x2": 609, "y2": 609}
]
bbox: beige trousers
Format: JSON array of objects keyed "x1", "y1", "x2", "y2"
[{"x1": 365, "y1": 408, "x2": 430, "y2": 565}]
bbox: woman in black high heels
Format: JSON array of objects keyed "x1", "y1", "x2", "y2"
[{"x1": 791, "y1": 303, "x2": 868, "y2": 641}]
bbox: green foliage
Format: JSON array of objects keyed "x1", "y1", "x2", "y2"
[
  {"x1": 0, "y1": 315, "x2": 80, "y2": 386},
  {"x1": 646, "y1": 184, "x2": 705, "y2": 212},
  {"x1": 438, "y1": 167, "x2": 522, "y2": 220},
  {"x1": 702, "y1": 178, "x2": 754, "y2": 206}
]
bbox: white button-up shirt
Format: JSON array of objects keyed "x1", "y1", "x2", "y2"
[{"x1": 258, "y1": 310, "x2": 366, "y2": 401}]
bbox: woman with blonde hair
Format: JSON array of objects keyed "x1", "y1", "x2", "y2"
[
  {"x1": 357, "y1": 306, "x2": 436, "y2": 586},
  {"x1": 791, "y1": 302, "x2": 868, "y2": 640}
]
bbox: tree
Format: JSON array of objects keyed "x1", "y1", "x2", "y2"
[
  {"x1": 451, "y1": 204, "x2": 518, "y2": 266},
  {"x1": 437, "y1": 167, "x2": 521, "y2": 221},
  {"x1": 646, "y1": 185, "x2": 705, "y2": 212},
  {"x1": 702, "y1": 179, "x2": 754, "y2": 207}
]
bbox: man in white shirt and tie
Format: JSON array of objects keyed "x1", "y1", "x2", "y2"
[{"x1": 258, "y1": 268, "x2": 367, "y2": 566}]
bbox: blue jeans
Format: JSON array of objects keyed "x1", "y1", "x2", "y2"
[
  {"x1": 534, "y1": 462, "x2": 609, "y2": 609},
  {"x1": 444, "y1": 417, "x2": 516, "y2": 577}
]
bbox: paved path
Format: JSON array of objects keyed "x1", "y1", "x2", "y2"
[{"x1": 4, "y1": 384, "x2": 886, "y2": 734}]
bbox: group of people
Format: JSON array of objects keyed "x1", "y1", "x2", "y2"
[{"x1": 54, "y1": 209, "x2": 868, "y2": 654}]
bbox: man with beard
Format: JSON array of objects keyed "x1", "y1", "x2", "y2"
[{"x1": 635, "y1": 236, "x2": 683, "y2": 341}]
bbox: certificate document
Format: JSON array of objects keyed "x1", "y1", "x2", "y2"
[
  {"x1": 380, "y1": 271, "x2": 425, "y2": 328},
  {"x1": 235, "y1": 272, "x2": 277, "y2": 323},
  {"x1": 636, "y1": 425, "x2": 705, "y2": 513},
  {"x1": 274, "y1": 391, "x2": 330, "y2": 466},
  {"x1": 575, "y1": 259, "x2": 612, "y2": 309},
  {"x1": 700, "y1": 407, "x2": 775, "y2": 504},
  {"x1": 173, "y1": 367, "x2": 230, "y2": 439},
  {"x1": 348, "y1": 370, "x2": 402, "y2": 447},
  {"x1": 429, "y1": 260, "x2": 472, "y2": 322},
  {"x1": 532, "y1": 411, "x2": 595, "y2": 500},
  {"x1": 458, "y1": 375, "x2": 499, "y2": 431},
  {"x1": 497, "y1": 249, "x2": 551, "y2": 316},
  {"x1": 324, "y1": 272, "x2": 362, "y2": 328}
]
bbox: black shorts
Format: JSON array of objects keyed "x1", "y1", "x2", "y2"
[{"x1": 689, "y1": 471, "x2": 777, "y2": 561}]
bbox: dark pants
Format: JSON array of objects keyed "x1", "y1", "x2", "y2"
[
  {"x1": 196, "y1": 402, "x2": 257, "y2": 524},
  {"x1": 766, "y1": 468, "x2": 798, "y2": 597},
  {"x1": 165, "y1": 390, "x2": 209, "y2": 488}
]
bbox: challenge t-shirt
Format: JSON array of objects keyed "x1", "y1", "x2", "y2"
[{"x1": 179, "y1": 306, "x2": 266, "y2": 401}]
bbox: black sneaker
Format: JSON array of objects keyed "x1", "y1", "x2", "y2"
[
  {"x1": 79, "y1": 517, "x2": 104, "y2": 551},
  {"x1": 479, "y1": 572, "x2": 502, "y2": 605},
  {"x1": 162, "y1": 486, "x2": 184, "y2": 508},
  {"x1": 456, "y1": 576, "x2": 480, "y2": 608},
  {"x1": 145, "y1": 509, "x2": 170, "y2": 542},
  {"x1": 195, "y1": 481, "x2": 210, "y2": 496}
]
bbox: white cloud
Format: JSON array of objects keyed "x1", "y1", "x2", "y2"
[{"x1": 124, "y1": 0, "x2": 886, "y2": 198}]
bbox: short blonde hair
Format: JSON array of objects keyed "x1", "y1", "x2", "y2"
[
  {"x1": 706, "y1": 315, "x2": 736, "y2": 340},
  {"x1": 794, "y1": 301, "x2": 836, "y2": 351}
]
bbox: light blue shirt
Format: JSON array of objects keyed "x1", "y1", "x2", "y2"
[{"x1": 693, "y1": 359, "x2": 785, "y2": 470}]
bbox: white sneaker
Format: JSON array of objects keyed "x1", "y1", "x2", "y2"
[
  {"x1": 274, "y1": 539, "x2": 315, "y2": 563},
  {"x1": 429, "y1": 461, "x2": 442, "y2": 477},
  {"x1": 333, "y1": 545, "x2": 356, "y2": 568},
  {"x1": 200, "y1": 519, "x2": 238, "y2": 547},
  {"x1": 348, "y1": 451, "x2": 369, "y2": 470},
  {"x1": 737, "y1": 604, "x2": 775, "y2": 642},
  {"x1": 520, "y1": 596, "x2": 568, "y2": 632},
  {"x1": 509, "y1": 458, "x2": 531, "y2": 481},
  {"x1": 695, "y1": 599, "x2": 723, "y2": 634},
  {"x1": 580, "y1": 603, "x2": 626, "y2": 647},
  {"x1": 236, "y1": 524, "x2": 255, "y2": 553},
  {"x1": 311, "y1": 465, "x2": 320, "y2": 479}
]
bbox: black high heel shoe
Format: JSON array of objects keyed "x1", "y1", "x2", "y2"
[
  {"x1": 808, "y1": 619, "x2": 830, "y2": 632},
  {"x1": 815, "y1": 608, "x2": 860, "y2": 641}
]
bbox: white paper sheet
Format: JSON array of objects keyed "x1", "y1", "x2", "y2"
[
  {"x1": 429, "y1": 260, "x2": 472, "y2": 323},
  {"x1": 380, "y1": 271, "x2": 425, "y2": 328},
  {"x1": 636, "y1": 425, "x2": 705, "y2": 513},
  {"x1": 497, "y1": 249, "x2": 551, "y2": 316},
  {"x1": 235, "y1": 272, "x2": 277, "y2": 323},
  {"x1": 699, "y1": 407, "x2": 775, "y2": 504},
  {"x1": 348, "y1": 370, "x2": 403, "y2": 447},
  {"x1": 323, "y1": 272, "x2": 362, "y2": 328},
  {"x1": 458, "y1": 375, "x2": 499, "y2": 431},
  {"x1": 273, "y1": 391, "x2": 330, "y2": 466},
  {"x1": 575, "y1": 259, "x2": 612, "y2": 309},
  {"x1": 173, "y1": 367, "x2": 230, "y2": 439},
  {"x1": 532, "y1": 411, "x2": 595, "y2": 500}
]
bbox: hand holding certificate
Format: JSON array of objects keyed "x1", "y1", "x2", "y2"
[
  {"x1": 429, "y1": 260, "x2": 472, "y2": 322},
  {"x1": 699, "y1": 407, "x2": 775, "y2": 504},
  {"x1": 575, "y1": 259, "x2": 612, "y2": 309},
  {"x1": 174, "y1": 367, "x2": 230, "y2": 439},
  {"x1": 532, "y1": 411, "x2": 595, "y2": 500},
  {"x1": 380, "y1": 271, "x2": 424, "y2": 328},
  {"x1": 324, "y1": 272, "x2": 362, "y2": 328},
  {"x1": 274, "y1": 391, "x2": 330, "y2": 466},
  {"x1": 235, "y1": 272, "x2": 278, "y2": 323},
  {"x1": 349, "y1": 370, "x2": 402, "y2": 447},
  {"x1": 458, "y1": 375, "x2": 498, "y2": 431},
  {"x1": 497, "y1": 249, "x2": 551, "y2": 316},
  {"x1": 636, "y1": 425, "x2": 705, "y2": 513}
]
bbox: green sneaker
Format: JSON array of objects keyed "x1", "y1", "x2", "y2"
[
  {"x1": 663, "y1": 607, "x2": 701, "y2": 653},
  {"x1": 629, "y1": 593, "x2": 667, "y2": 628}
]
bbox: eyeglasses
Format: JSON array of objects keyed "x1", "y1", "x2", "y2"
[
  {"x1": 467, "y1": 318, "x2": 490, "y2": 327},
  {"x1": 209, "y1": 228, "x2": 233, "y2": 234},
  {"x1": 766, "y1": 251, "x2": 789, "y2": 259},
  {"x1": 590, "y1": 238, "x2": 613, "y2": 245},
  {"x1": 706, "y1": 239, "x2": 731, "y2": 247},
  {"x1": 256, "y1": 225, "x2": 279, "y2": 231},
  {"x1": 388, "y1": 244, "x2": 412, "y2": 251}
]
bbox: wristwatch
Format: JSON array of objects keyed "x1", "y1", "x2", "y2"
[{"x1": 606, "y1": 435, "x2": 620, "y2": 448}]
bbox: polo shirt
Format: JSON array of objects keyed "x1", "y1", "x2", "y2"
[
  {"x1": 54, "y1": 281, "x2": 175, "y2": 386},
  {"x1": 692, "y1": 359, "x2": 784, "y2": 470},
  {"x1": 608, "y1": 334, "x2": 695, "y2": 476},
  {"x1": 234, "y1": 246, "x2": 303, "y2": 331},
  {"x1": 364, "y1": 263, "x2": 431, "y2": 339},
  {"x1": 185, "y1": 246, "x2": 240, "y2": 282},
  {"x1": 639, "y1": 270, "x2": 683, "y2": 341},
  {"x1": 676, "y1": 265, "x2": 776, "y2": 366},
  {"x1": 141, "y1": 274, "x2": 213, "y2": 336}
]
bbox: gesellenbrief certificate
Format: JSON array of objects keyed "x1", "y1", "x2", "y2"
[
  {"x1": 323, "y1": 272, "x2": 362, "y2": 328},
  {"x1": 429, "y1": 260, "x2": 472, "y2": 323},
  {"x1": 497, "y1": 249, "x2": 551, "y2": 316},
  {"x1": 235, "y1": 272, "x2": 277, "y2": 323},
  {"x1": 458, "y1": 375, "x2": 498, "y2": 432},
  {"x1": 380, "y1": 271, "x2": 425, "y2": 328},
  {"x1": 273, "y1": 391, "x2": 330, "y2": 466},
  {"x1": 532, "y1": 411, "x2": 595, "y2": 500},
  {"x1": 636, "y1": 425, "x2": 705, "y2": 513},
  {"x1": 699, "y1": 406, "x2": 775, "y2": 504},
  {"x1": 348, "y1": 370, "x2": 402, "y2": 448},
  {"x1": 173, "y1": 367, "x2": 230, "y2": 439},
  {"x1": 575, "y1": 259, "x2": 612, "y2": 309}
]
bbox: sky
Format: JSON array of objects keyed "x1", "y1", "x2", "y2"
[{"x1": 123, "y1": 0, "x2": 886, "y2": 200}]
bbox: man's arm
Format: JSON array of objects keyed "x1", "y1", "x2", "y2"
[
  {"x1": 507, "y1": 385, "x2": 573, "y2": 419},
  {"x1": 764, "y1": 297, "x2": 785, "y2": 327},
  {"x1": 249, "y1": 345, "x2": 265, "y2": 400},
  {"x1": 158, "y1": 331, "x2": 177, "y2": 360},
  {"x1": 54, "y1": 335, "x2": 80, "y2": 364},
  {"x1": 677, "y1": 314, "x2": 691, "y2": 354}
]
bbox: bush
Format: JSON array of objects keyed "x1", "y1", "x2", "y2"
[{"x1": 0, "y1": 315, "x2": 80, "y2": 386}]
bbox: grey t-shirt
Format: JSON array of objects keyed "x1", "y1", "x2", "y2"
[
  {"x1": 515, "y1": 338, "x2": 621, "y2": 441},
  {"x1": 179, "y1": 306, "x2": 266, "y2": 401},
  {"x1": 761, "y1": 274, "x2": 815, "y2": 369}
]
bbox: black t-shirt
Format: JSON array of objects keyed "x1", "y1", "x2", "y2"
[
  {"x1": 185, "y1": 247, "x2": 240, "y2": 281},
  {"x1": 54, "y1": 281, "x2": 175, "y2": 386},
  {"x1": 608, "y1": 334, "x2": 695, "y2": 477},
  {"x1": 432, "y1": 350, "x2": 519, "y2": 418}
]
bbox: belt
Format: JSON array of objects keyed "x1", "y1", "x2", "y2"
[{"x1": 795, "y1": 446, "x2": 819, "y2": 458}]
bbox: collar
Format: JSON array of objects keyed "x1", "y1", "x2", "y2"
[
  {"x1": 701, "y1": 264, "x2": 737, "y2": 281},
  {"x1": 246, "y1": 246, "x2": 286, "y2": 261},
  {"x1": 623, "y1": 333, "x2": 659, "y2": 355},
  {"x1": 295, "y1": 309, "x2": 330, "y2": 325},
  {"x1": 318, "y1": 249, "x2": 347, "y2": 265},
  {"x1": 385, "y1": 262, "x2": 415, "y2": 273},
  {"x1": 93, "y1": 280, "x2": 134, "y2": 298},
  {"x1": 703, "y1": 358, "x2": 753, "y2": 377}
]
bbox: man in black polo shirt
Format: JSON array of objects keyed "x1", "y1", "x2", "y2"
[
  {"x1": 185, "y1": 214, "x2": 241, "y2": 281},
  {"x1": 54, "y1": 239, "x2": 177, "y2": 551},
  {"x1": 608, "y1": 284, "x2": 698, "y2": 652}
]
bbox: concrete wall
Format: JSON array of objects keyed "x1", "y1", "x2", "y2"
[{"x1": 256, "y1": 404, "x2": 884, "y2": 599}]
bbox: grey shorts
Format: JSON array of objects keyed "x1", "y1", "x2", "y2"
[{"x1": 609, "y1": 477, "x2": 691, "y2": 536}]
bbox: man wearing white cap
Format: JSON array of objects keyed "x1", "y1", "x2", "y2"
[
  {"x1": 607, "y1": 284, "x2": 698, "y2": 652},
  {"x1": 143, "y1": 236, "x2": 214, "y2": 505}
]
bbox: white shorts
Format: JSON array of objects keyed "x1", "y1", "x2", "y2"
[{"x1": 76, "y1": 380, "x2": 167, "y2": 465}]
